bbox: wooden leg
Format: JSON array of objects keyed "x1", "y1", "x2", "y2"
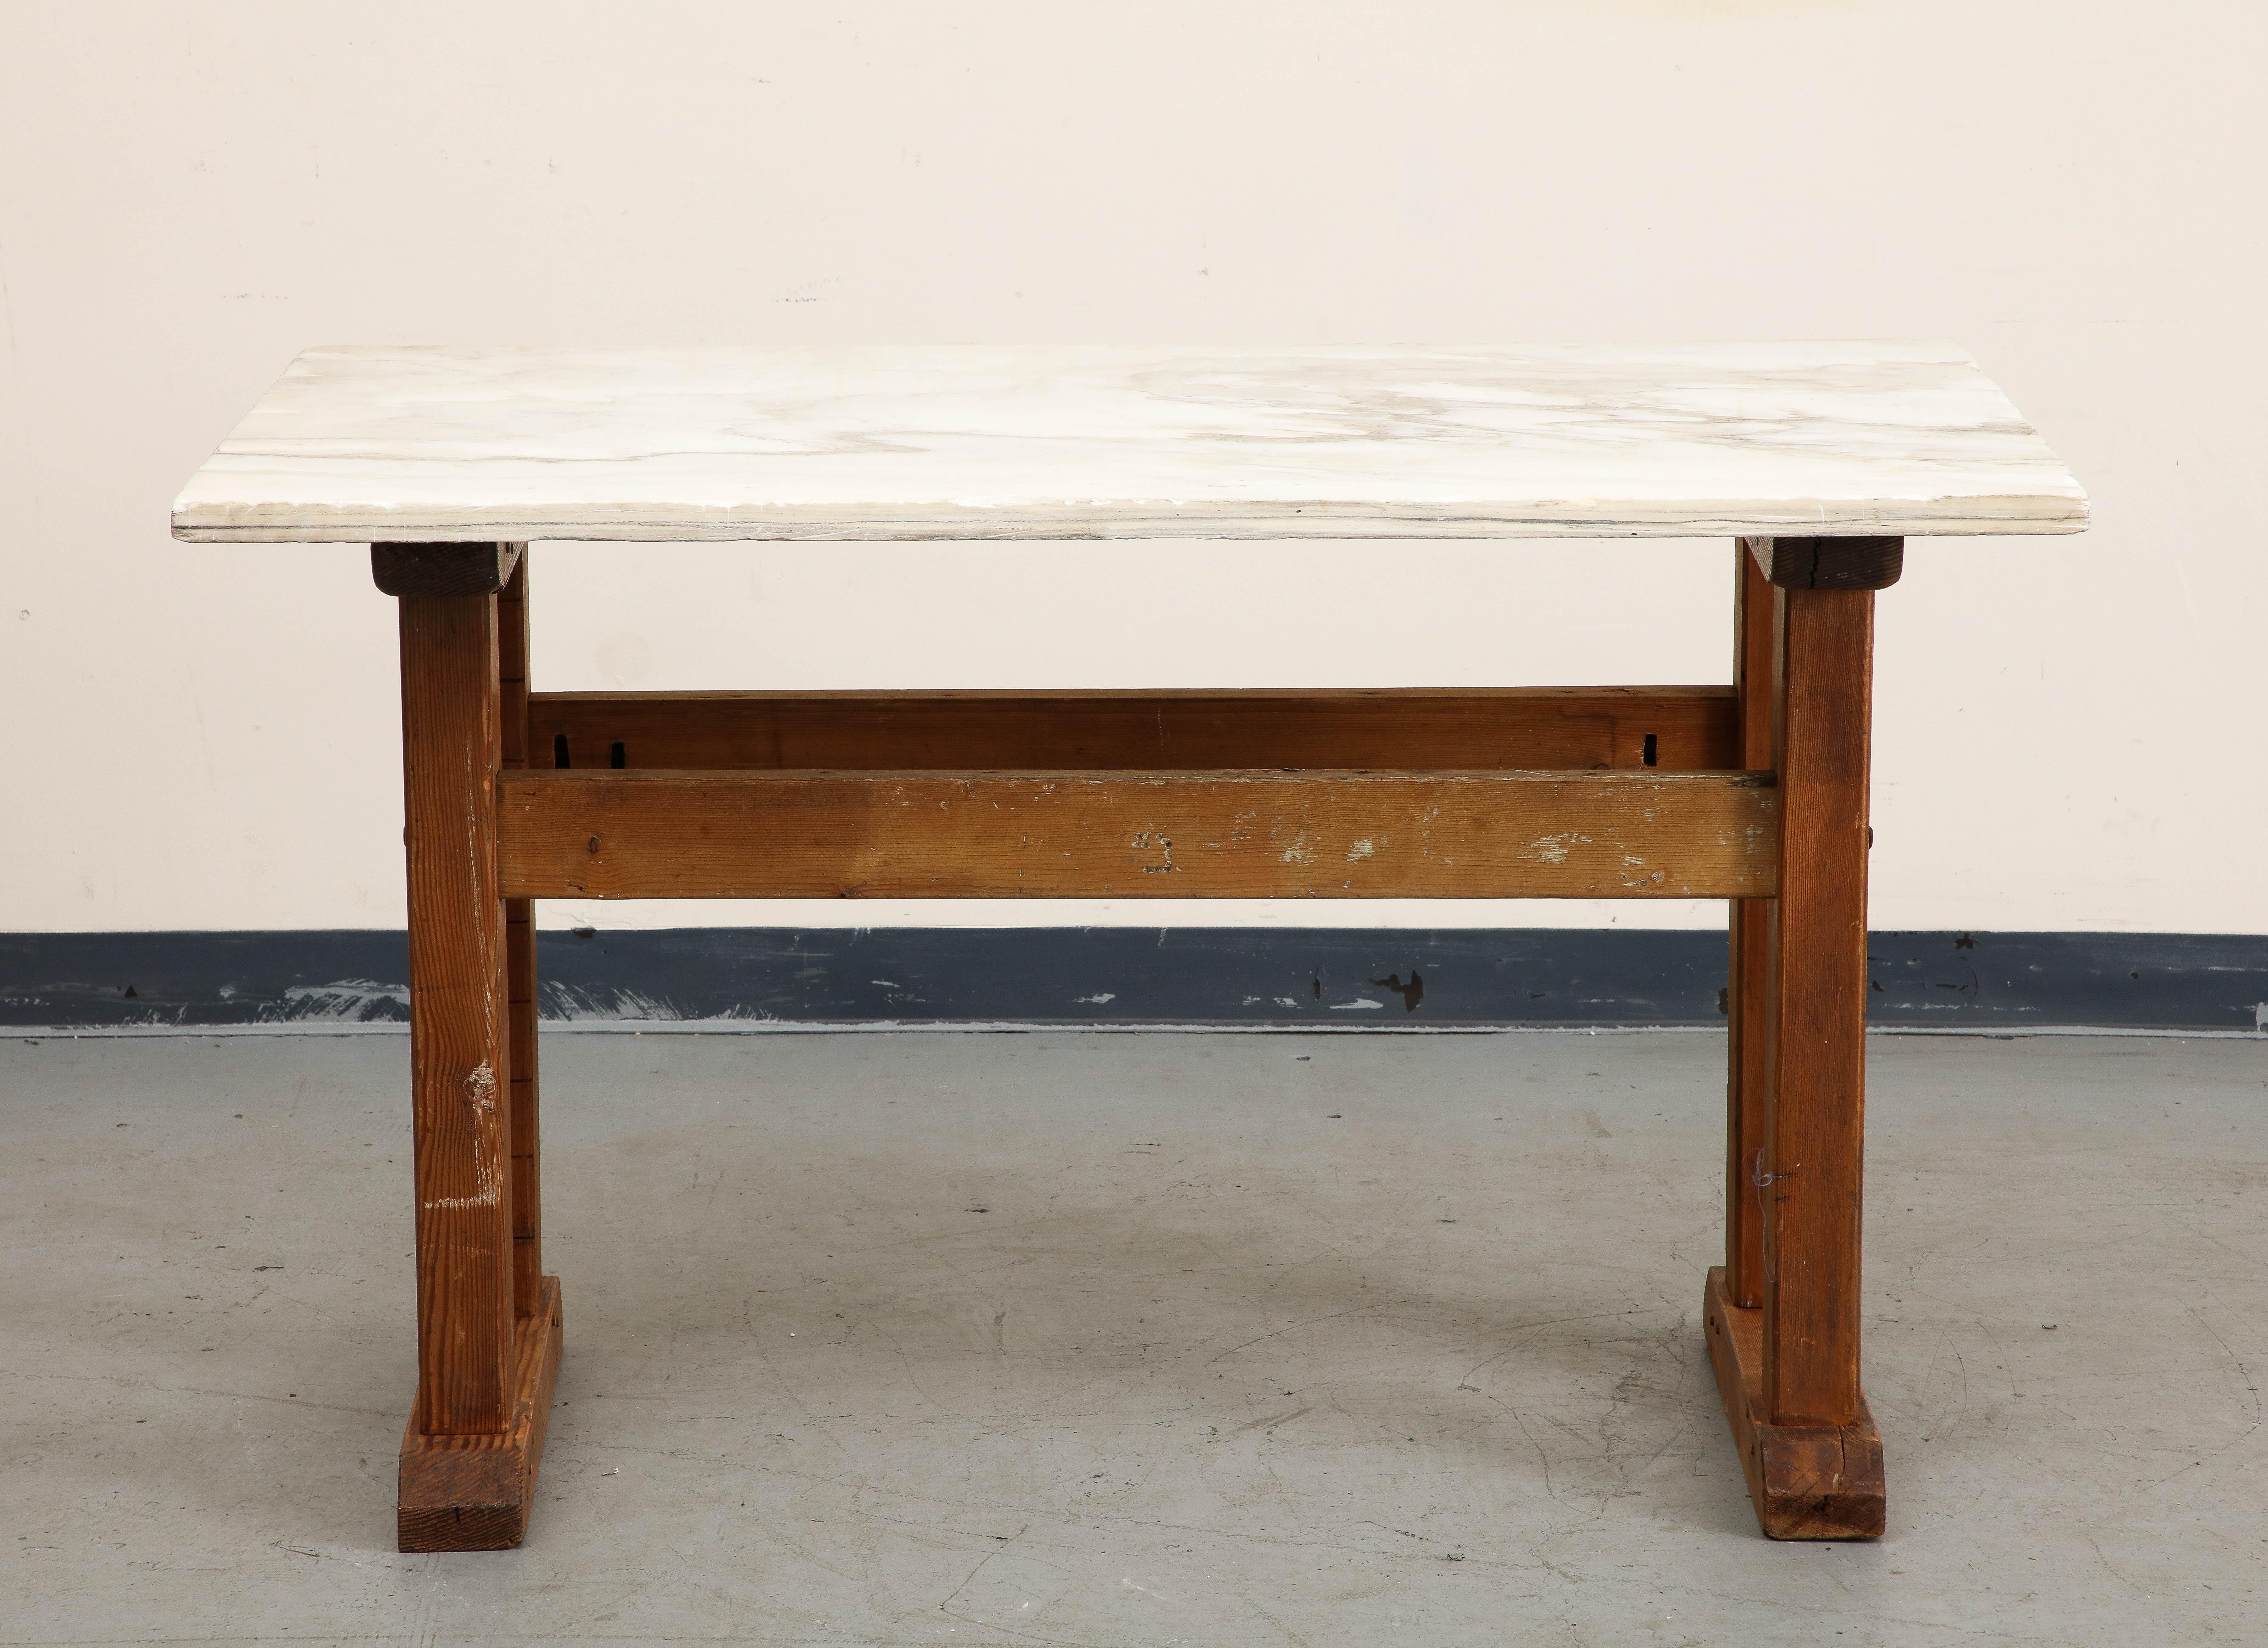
[
  {"x1": 498, "y1": 555, "x2": 544, "y2": 1315},
  {"x1": 1707, "y1": 537, "x2": 1888, "y2": 1540},
  {"x1": 1765, "y1": 580, "x2": 1872, "y2": 1428},
  {"x1": 1726, "y1": 545, "x2": 1775, "y2": 1309},
  {"x1": 390, "y1": 544, "x2": 562, "y2": 1552}
]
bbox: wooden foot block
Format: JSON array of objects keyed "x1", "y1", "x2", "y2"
[
  {"x1": 398, "y1": 1276, "x2": 564, "y2": 1552},
  {"x1": 1703, "y1": 1266, "x2": 1884, "y2": 1540}
]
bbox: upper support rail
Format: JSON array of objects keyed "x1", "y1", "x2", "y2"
[{"x1": 529, "y1": 687, "x2": 1738, "y2": 775}]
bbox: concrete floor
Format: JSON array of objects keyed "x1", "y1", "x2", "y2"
[{"x1": 3, "y1": 1030, "x2": 2265, "y2": 1646}]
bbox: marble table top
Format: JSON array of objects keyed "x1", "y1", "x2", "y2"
[{"x1": 172, "y1": 343, "x2": 2086, "y2": 543}]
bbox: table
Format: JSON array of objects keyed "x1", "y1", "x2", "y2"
[{"x1": 173, "y1": 344, "x2": 2087, "y2": 1549}]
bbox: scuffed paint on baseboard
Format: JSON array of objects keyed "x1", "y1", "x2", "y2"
[{"x1": 3, "y1": 928, "x2": 2263, "y2": 1033}]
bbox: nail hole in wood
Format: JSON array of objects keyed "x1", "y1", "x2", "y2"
[
  {"x1": 1643, "y1": 734, "x2": 1659, "y2": 768},
  {"x1": 609, "y1": 741, "x2": 626, "y2": 769},
  {"x1": 553, "y1": 734, "x2": 570, "y2": 769}
]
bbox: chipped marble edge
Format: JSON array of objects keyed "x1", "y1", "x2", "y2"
[{"x1": 173, "y1": 496, "x2": 2090, "y2": 543}]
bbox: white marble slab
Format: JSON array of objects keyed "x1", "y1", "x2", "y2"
[{"x1": 171, "y1": 343, "x2": 2086, "y2": 542}]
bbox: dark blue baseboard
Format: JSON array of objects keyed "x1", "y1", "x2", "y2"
[{"x1": 3, "y1": 927, "x2": 2263, "y2": 1031}]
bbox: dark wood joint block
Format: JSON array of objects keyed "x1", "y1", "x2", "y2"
[
  {"x1": 397, "y1": 1275, "x2": 564, "y2": 1552},
  {"x1": 374, "y1": 541, "x2": 526, "y2": 598},
  {"x1": 1704, "y1": 1266, "x2": 1885, "y2": 1540},
  {"x1": 1745, "y1": 535, "x2": 1903, "y2": 591}
]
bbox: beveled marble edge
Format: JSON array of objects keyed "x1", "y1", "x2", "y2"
[{"x1": 175, "y1": 495, "x2": 2088, "y2": 542}]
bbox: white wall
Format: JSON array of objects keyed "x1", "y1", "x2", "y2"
[{"x1": 4, "y1": 1, "x2": 2261, "y2": 935}]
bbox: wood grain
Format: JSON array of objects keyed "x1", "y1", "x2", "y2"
[
  {"x1": 374, "y1": 541, "x2": 524, "y2": 596},
  {"x1": 497, "y1": 554, "x2": 542, "y2": 1319},
  {"x1": 529, "y1": 687, "x2": 1738, "y2": 774},
  {"x1": 496, "y1": 768, "x2": 1778, "y2": 902},
  {"x1": 1726, "y1": 545, "x2": 1778, "y2": 1308},
  {"x1": 1704, "y1": 1267, "x2": 1884, "y2": 1539},
  {"x1": 398, "y1": 1275, "x2": 564, "y2": 1551},
  {"x1": 399, "y1": 593, "x2": 515, "y2": 1435},
  {"x1": 1762, "y1": 585, "x2": 1875, "y2": 1426},
  {"x1": 492, "y1": 771, "x2": 1769, "y2": 902}
]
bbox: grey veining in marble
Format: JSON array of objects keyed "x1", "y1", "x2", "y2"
[{"x1": 172, "y1": 343, "x2": 2087, "y2": 543}]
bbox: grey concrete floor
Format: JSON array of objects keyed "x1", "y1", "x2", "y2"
[{"x1": 3, "y1": 1029, "x2": 2265, "y2": 1646}]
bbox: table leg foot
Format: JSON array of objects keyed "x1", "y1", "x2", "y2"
[
  {"x1": 1704, "y1": 1266, "x2": 1884, "y2": 1540},
  {"x1": 397, "y1": 1276, "x2": 564, "y2": 1552}
]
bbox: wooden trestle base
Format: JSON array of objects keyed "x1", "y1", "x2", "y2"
[
  {"x1": 1703, "y1": 1267, "x2": 1885, "y2": 1540},
  {"x1": 373, "y1": 535, "x2": 1909, "y2": 1547},
  {"x1": 398, "y1": 1276, "x2": 565, "y2": 1552}
]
